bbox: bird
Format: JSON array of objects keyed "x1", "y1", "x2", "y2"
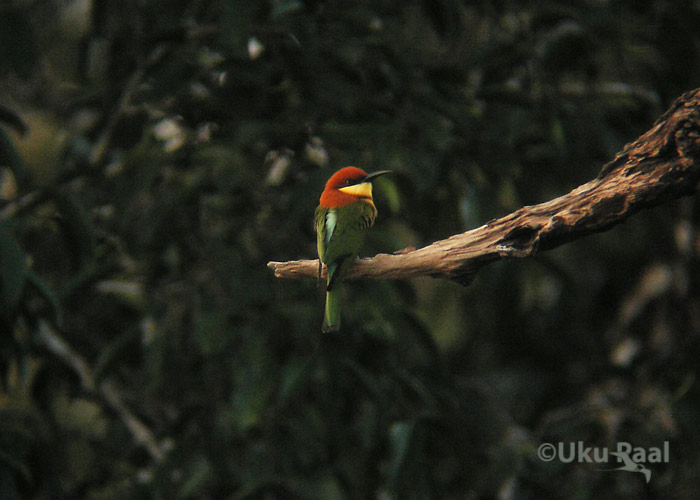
[
  {"x1": 314, "y1": 166, "x2": 391, "y2": 332},
  {"x1": 607, "y1": 451, "x2": 652, "y2": 483}
]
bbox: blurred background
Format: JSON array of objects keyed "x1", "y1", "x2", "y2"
[{"x1": 1, "y1": 0, "x2": 699, "y2": 498}]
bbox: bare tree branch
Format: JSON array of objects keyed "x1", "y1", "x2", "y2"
[
  {"x1": 37, "y1": 320, "x2": 165, "y2": 461},
  {"x1": 90, "y1": 43, "x2": 171, "y2": 167},
  {"x1": 268, "y1": 88, "x2": 700, "y2": 286}
]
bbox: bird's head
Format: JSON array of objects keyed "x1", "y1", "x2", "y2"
[{"x1": 320, "y1": 167, "x2": 391, "y2": 208}]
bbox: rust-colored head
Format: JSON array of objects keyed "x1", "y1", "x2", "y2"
[
  {"x1": 324, "y1": 167, "x2": 368, "y2": 190},
  {"x1": 319, "y1": 167, "x2": 390, "y2": 208}
]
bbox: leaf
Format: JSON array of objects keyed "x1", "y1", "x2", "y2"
[
  {"x1": 341, "y1": 359, "x2": 383, "y2": 400},
  {"x1": 297, "y1": 472, "x2": 345, "y2": 500},
  {"x1": 50, "y1": 189, "x2": 96, "y2": 268},
  {"x1": 0, "y1": 466, "x2": 21, "y2": 500},
  {"x1": 24, "y1": 271, "x2": 63, "y2": 327},
  {"x1": 93, "y1": 328, "x2": 140, "y2": 382},
  {"x1": 376, "y1": 177, "x2": 402, "y2": 215},
  {"x1": 0, "y1": 105, "x2": 28, "y2": 137},
  {"x1": 53, "y1": 396, "x2": 108, "y2": 439},
  {"x1": 0, "y1": 448, "x2": 32, "y2": 484},
  {"x1": 0, "y1": 8, "x2": 38, "y2": 78},
  {"x1": 277, "y1": 356, "x2": 314, "y2": 406},
  {"x1": 0, "y1": 221, "x2": 26, "y2": 314},
  {"x1": 193, "y1": 310, "x2": 229, "y2": 356},
  {"x1": 178, "y1": 456, "x2": 214, "y2": 498},
  {"x1": 387, "y1": 420, "x2": 417, "y2": 491},
  {"x1": 0, "y1": 128, "x2": 27, "y2": 188},
  {"x1": 271, "y1": 0, "x2": 303, "y2": 18}
]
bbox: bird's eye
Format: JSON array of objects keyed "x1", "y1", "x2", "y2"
[{"x1": 344, "y1": 179, "x2": 352, "y2": 185}]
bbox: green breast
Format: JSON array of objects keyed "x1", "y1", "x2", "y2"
[{"x1": 315, "y1": 200, "x2": 377, "y2": 286}]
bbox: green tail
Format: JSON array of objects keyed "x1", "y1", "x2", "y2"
[{"x1": 322, "y1": 288, "x2": 341, "y2": 333}]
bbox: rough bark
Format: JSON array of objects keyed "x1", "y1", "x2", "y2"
[{"x1": 268, "y1": 88, "x2": 700, "y2": 286}]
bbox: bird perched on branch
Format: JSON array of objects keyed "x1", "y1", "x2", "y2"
[{"x1": 314, "y1": 167, "x2": 391, "y2": 332}]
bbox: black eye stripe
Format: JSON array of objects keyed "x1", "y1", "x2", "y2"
[{"x1": 338, "y1": 176, "x2": 367, "y2": 188}]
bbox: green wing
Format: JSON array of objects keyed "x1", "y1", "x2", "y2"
[
  {"x1": 314, "y1": 205, "x2": 329, "y2": 282},
  {"x1": 315, "y1": 201, "x2": 376, "y2": 291}
]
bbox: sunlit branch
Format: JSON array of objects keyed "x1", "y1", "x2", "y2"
[{"x1": 269, "y1": 88, "x2": 700, "y2": 286}]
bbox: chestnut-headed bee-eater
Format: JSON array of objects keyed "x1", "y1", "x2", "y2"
[{"x1": 315, "y1": 167, "x2": 391, "y2": 332}]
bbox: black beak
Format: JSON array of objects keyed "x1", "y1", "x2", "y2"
[{"x1": 363, "y1": 170, "x2": 392, "y2": 182}]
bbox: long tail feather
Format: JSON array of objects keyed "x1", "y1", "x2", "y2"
[{"x1": 322, "y1": 289, "x2": 341, "y2": 332}]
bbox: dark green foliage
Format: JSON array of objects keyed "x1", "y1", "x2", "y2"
[{"x1": 0, "y1": 0, "x2": 699, "y2": 498}]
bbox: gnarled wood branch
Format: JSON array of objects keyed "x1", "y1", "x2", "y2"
[{"x1": 268, "y1": 87, "x2": 700, "y2": 286}]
